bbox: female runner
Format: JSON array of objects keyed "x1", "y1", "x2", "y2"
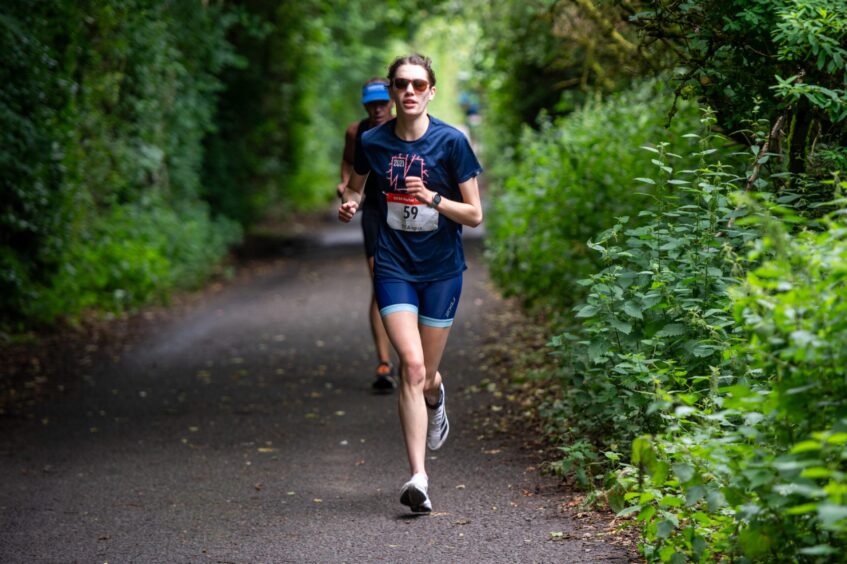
[{"x1": 338, "y1": 54, "x2": 483, "y2": 513}]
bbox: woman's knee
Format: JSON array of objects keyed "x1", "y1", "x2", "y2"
[{"x1": 401, "y1": 357, "x2": 426, "y2": 387}]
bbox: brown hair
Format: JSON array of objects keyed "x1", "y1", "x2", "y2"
[{"x1": 387, "y1": 54, "x2": 436, "y2": 87}]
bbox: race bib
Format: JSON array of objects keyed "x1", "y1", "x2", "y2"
[{"x1": 386, "y1": 192, "x2": 439, "y2": 232}]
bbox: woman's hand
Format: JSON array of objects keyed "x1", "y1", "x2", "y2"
[
  {"x1": 404, "y1": 176, "x2": 437, "y2": 206},
  {"x1": 338, "y1": 200, "x2": 359, "y2": 223}
]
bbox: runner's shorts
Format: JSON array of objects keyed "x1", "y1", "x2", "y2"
[
  {"x1": 360, "y1": 206, "x2": 380, "y2": 259},
  {"x1": 374, "y1": 275, "x2": 463, "y2": 328}
]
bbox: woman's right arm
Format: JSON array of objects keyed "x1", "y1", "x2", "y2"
[{"x1": 338, "y1": 171, "x2": 367, "y2": 222}]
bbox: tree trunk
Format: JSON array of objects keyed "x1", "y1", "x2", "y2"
[{"x1": 787, "y1": 97, "x2": 813, "y2": 178}]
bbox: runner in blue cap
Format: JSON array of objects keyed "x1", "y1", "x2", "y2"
[
  {"x1": 338, "y1": 55, "x2": 483, "y2": 513},
  {"x1": 337, "y1": 78, "x2": 396, "y2": 392}
]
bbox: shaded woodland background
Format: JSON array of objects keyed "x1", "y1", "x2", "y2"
[{"x1": 2, "y1": 1, "x2": 846, "y2": 561}]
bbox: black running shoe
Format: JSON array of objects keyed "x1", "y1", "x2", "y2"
[{"x1": 372, "y1": 362, "x2": 397, "y2": 394}]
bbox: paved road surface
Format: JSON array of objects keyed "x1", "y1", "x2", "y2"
[{"x1": 0, "y1": 216, "x2": 633, "y2": 563}]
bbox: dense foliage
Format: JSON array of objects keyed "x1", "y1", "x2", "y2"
[
  {"x1": 1, "y1": 1, "x2": 242, "y2": 328},
  {"x1": 629, "y1": 0, "x2": 847, "y2": 176},
  {"x1": 612, "y1": 201, "x2": 847, "y2": 561},
  {"x1": 485, "y1": 80, "x2": 705, "y2": 312},
  {"x1": 478, "y1": 0, "x2": 847, "y2": 560},
  {"x1": 1, "y1": 1, "x2": 440, "y2": 330}
]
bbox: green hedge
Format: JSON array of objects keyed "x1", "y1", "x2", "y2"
[
  {"x1": 0, "y1": 2, "x2": 241, "y2": 330},
  {"x1": 484, "y1": 80, "x2": 706, "y2": 315}
]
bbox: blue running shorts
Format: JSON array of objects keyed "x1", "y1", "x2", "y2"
[{"x1": 374, "y1": 275, "x2": 463, "y2": 328}]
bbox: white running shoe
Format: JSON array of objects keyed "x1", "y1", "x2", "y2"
[
  {"x1": 426, "y1": 383, "x2": 449, "y2": 451},
  {"x1": 400, "y1": 473, "x2": 432, "y2": 513}
]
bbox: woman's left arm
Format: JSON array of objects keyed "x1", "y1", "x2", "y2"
[{"x1": 405, "y1": 175, "x2": 483, "y2": 228}]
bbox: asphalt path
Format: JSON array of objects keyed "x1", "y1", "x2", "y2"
[{"x1": 0, "y1": 215, "x2": 633, "y2": 563}]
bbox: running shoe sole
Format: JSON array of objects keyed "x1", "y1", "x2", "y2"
[{"x1": 400, "y1": 482, "x2": 431, "y2": 513}]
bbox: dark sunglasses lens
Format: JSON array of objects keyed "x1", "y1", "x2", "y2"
[{"x1": 393, "y1": 78, "x2": 428, "y2": 92}]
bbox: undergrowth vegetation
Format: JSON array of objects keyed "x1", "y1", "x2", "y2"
[
  {"x1": 485, "y1": 81, "x2": 706, "y2": 314},
  {"x1": 488, "y1": 94, "x2": 846, "y2": 560},
  {"x1": 481, "y1": 0, "x2": 846, "y2": 560}
]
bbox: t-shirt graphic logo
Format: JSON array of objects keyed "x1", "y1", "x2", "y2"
[{"x1": 388, "y1": 154, "x2": 427, "y2": 190}]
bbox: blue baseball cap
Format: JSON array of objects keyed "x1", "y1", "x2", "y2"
[{"x1": 361, "y1": 82, "x2": 390, "y2": 104}]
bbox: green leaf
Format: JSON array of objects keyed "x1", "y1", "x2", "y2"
[
  {"x1": 655, "y1": 323, "x2": 686, "y2": 337},
  {"x1": 791, "y1": 441, "x2": 821, "y2": 454},
  {"x1": 623, "y1": 301, "x2": 644, "y2": 320},
  {"x1": 617, "y1": 504, "x2": 642, "y2": 517},
  {"x1": 672, "y1": 463, "x2": 695, "y2": 483},
  {"x1": 576, "y1": 304, "x2": 600, "y2": 318},
  {"x1": 610, "y1": 318, "x2": 633, "y2": 335},
  {"x1": 785, "y1": 503, "x2": 819, "y2": 515},
  {"x1": 826, "y1": 433, "x2": 847, "y2": 445},
  {"x1": 799, "y1": 545, "x2": 839, "y2": 556},
  {"x1": 637, "y1": 505, "x2": 657, "y2": 522},
  {"x1": 656, "y1": 518, "x2": 676, "y2": 539},
  {"x1": 635, "y1": 177, "x2": 656, "y2": 185},
  {"x1": 659, "y1": 495, "x2": 684, "y2": 508},
  {"x1": 817, "y1": 503, "x2": 847, "y2": 529},
  {"x1": 685, "y1": 485, "x2": 706, "y2": 506},
  {"x1": 800, "y1": 467, "x2": 832, "y2": 479}
]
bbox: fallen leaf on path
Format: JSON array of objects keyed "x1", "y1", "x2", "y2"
[
  {"x1": 257, "y1": 447, "x2": 277, "y2": 453},
  {"x1": 454, "y1": 518, "x2": 471, "y2": 525},
  {"x1": 334, "y1": 411, "x2": 345, "y2": 416},
  {"x1": 455, "y1": 484, "x2": 466, "y2": 489},
  {"x1": 313, "y1": 498, "x2": 322, "y2": 503},
  {"x1": 429, "y1": 512, "x2": 450, "y2": 517},
  {"x1": 188, "y1": 426, "x2": 199, "y2": 432},
  {"x1": 287, "y1": 491, "x2": 295, "y2": 496},
  {"x1": 483, "y1": 449, "x2": 501, "y2": 455},
  {"x1": 254, "y1": 483, "x2": 263, "y2": 491}
]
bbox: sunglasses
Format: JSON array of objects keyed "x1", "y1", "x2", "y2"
[{"x1": 392, "y1": 78, "x2": 430, "y2": 93}]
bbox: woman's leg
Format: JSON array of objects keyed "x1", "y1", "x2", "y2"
[
  {"x1": 367, "y1": 257, "x2": 392, "y2": 367},
  {"x1": 381, "y1": 311, "x2": 429, "y2": 475},
  {"x1": 419, "y1": 325, "x2": 451, "y2": 405}
]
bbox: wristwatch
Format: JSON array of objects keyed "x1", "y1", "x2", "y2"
[{"x1": 429, "y1": 193, "x2": 442, "y2": 208}]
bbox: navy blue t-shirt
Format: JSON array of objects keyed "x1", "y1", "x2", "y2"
[{"x1": 354, "y1": 116, "x2": 482, "y2": 282}]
